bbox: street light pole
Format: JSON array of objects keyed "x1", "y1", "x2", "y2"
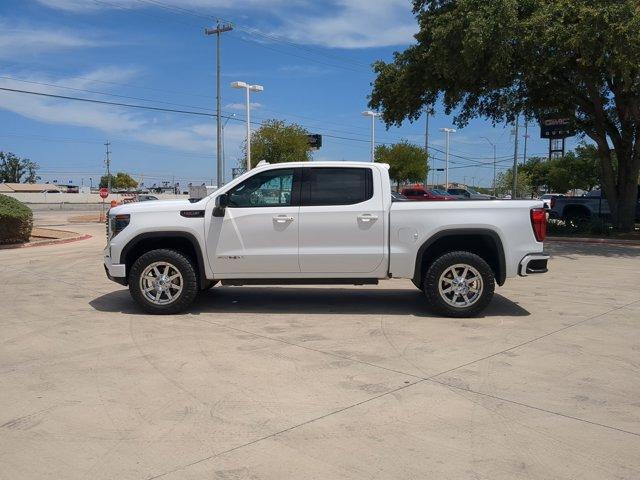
[
  {"x1": 439, "y1": 128, "x2": 456, "y2": 188},
  {"x1": 512, "y1": 115, "x2": 520, "y2": 198},
  {"x1": 362, "y1": 111, "x2": 381, "y2": 162},
  {"x1": 482, "y1": 136, "x2": 497, "y2": 196},
  {"x1": 231, "y1": 81, "x2": 264, "y2": 171},
  {"x1": 205, "y1": 21, "x2": 233, "y2": 187}
]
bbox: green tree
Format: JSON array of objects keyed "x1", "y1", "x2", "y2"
[
  {"x1": 247, "y1": 119, "x2": 312, "y2": 168},
  {"x1": 99, "y1": 172, "x2": 138, "y2": 190},
  {"x1": 496, "y1": 168, "x2": 530, "y2": 198},
  {"x1": 370, "y1": 0, "x2": 640, "y2": 231},
  {"x1": 546, "y1": 159, "x2": 572, "y2": 193},
  {"x1": 520, "y1": 157, "x2": 549, "y2": 197},
  {"x1": 374, "y1": 140, "x2": 428, "y2": 190},
  {"x1": 0, "y1": 152, "x2": 40, "y2": 183},
  {"x1": 569, "y1": 144, "x2": 600, "y2": 192}
]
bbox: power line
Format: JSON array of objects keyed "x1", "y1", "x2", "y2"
[
  {"x1": 0, "y1": 86, "x2": 225, "y2": 118},
  {"x1": 132, "y1": 0, "x2": 371, "y2": 71},
  {"x1": 0, "y1": 75, "x2": 217, "y2": 113},
  {"x1": 0, "y1": 86, "x2": 522, "y2": 172}
]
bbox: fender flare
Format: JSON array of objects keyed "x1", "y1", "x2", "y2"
[
  {"x1": 120, "y1": 231, "x2": 208, "y2": 289},
  {"x1": 412, "y1": 228, "x2": 506, "y2": 286}
]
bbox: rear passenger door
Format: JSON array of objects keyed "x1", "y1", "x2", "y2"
[{"x1": 298, "y1": 167, "x2": 385, "y2": 274}]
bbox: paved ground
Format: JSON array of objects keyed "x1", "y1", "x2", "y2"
[{"x1": 1, "y1": 211, "x2": 639, "y2": 480}]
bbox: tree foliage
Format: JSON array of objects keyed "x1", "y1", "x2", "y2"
[
  {"x1": 0, "y1": 152, "x2": 39, "y2": 183},
  {"x1": 248, "y1": 119, "x2": 312, "y2": 168},
  {"x1": 499, "y1": 145, "x2": 602, "y2": 196},
  {"x1": 99, "y1": 172, "x2": 138, "y2": 190},
  {"x1": 370, "y1": 0, "x2": 640, "y2": 230},
  {"x1": 375, "y1": 140, "x2": 428, "y2": 189}
]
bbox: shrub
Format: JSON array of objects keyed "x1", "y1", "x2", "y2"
[
  {"x1": 0, "y1": 194, "x2": 33, "y2": 244},
  {"x1": 547, "y1": 217, "x2": 612, "y2": 237}
]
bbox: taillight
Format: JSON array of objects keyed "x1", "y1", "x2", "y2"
[
  {"x1": 550, "y1": 197, "x2": 556, "y2": 209},
  {"x1": 530, "y1": 208, "x2": 547, "y2": 242}
]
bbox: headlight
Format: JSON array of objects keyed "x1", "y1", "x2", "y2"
[{"x1": 109, "y1": 214, "x2": 130, "y2": 239}]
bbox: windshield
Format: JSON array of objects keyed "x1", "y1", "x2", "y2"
[{"x1": 466, "y1": 187, "x2": 479, "y2": 195}]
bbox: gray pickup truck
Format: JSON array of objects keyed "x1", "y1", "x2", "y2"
[{"x1": 549, "y1": 188, "x2": 640, "y2": 221}]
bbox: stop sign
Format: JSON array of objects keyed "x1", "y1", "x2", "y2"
[{"x1": 99, "y1": 187, "x2": 109, "y2": 199}]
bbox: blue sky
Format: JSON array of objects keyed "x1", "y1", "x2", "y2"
[{"x1": 0, "y1": 0, "x2": 578, "y2": 189}]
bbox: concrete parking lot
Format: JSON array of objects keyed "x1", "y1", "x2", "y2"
[{"x1": 1, "y1": 211, "x2": 639, "y2": 480}]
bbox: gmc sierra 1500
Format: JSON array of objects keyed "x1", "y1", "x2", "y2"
[{"x1": 104, "y1": 162, "x2": 549, "y2": 317}]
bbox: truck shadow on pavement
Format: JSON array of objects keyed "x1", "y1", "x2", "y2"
[{"x1": 90, "y1": 287, "x2": 530, "y2": 318}]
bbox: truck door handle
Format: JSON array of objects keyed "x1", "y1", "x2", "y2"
[
  {"x1": 273, "y1": 215, "x2": 295, "y2": 223},
  {"x1": 358, "y1": 214, "x2": 378, "y2": 222}
]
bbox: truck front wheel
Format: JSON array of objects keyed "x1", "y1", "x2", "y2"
[
  {"x1": 423, "y1": 251, "x2": 495, "y2": 318},
  {"x1": 129, "y1": 249, "x2": 199, "y2": 314}
]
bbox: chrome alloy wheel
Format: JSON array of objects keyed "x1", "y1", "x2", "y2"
[
  {"x1": 139, "y1": 261, "x2": 183, "y2": 305},
  {"x1": 438, "y1": 263, "x2": 483, "y2": 308}
]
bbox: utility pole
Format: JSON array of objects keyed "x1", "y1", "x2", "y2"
[
  {"x1": 512, "y1": 116, "x2": 519, "y2": 198},
  {"x1": 424, "y1": 110, "x2": 429, "y2": 187},
  {"x1": 104, "y1": 141, "x2": 111, "y2": 193},
  {"x1": 523, "y1": 121, "x2": 529, "y2": 166},
  {"x1": 205, "y1": 21, "x2": 233, "y2": 187}
]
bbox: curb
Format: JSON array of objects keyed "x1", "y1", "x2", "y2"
[
  {"x1": 547, "y1": 236, "x2": 640, "y2": 246},
  {"x1": 0, "y1": 234, "x2": 92, "y2": 250}
]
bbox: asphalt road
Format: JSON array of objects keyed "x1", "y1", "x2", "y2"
[{"x1": 1, "y1": 211, "x2": 639, "y2": 479}]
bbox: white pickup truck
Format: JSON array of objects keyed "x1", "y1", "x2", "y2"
[{"x1": 104, "y1": 162, "x2": 549, "y2": 317}]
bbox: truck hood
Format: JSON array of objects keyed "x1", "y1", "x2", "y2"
[{"x1": 109, "y1": 198, "x2": 205, "y2": 215}]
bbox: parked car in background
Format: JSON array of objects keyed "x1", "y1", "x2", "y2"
[
  {"x1": 539, "y1": 193, "x2": 565, "y2": 209},
  {"x1": 401, "y1": 186, "x2": 456, "y2": 201},
  {"x1": 550, "y1": 188, "x2": 640, "y2": 221},
  {"x1": 447, "y1": 187, "x2": 494, "y2": 200},
  {"x1": 391, "y1": 191, "x2": 409, "y2": 202},
  {"x1": 138, "y1": 195, "x2": 159, "y2": 202}
]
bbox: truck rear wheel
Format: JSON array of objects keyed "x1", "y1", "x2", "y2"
[
  {"x1": 129, "y1": 249, "x2": 199, "y2": 314},
  {"x1": 423, "y1": 251, "x2": 495, "y2": 318}
]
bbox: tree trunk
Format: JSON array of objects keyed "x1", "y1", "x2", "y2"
[
  {"x1": 597, "y1": 148, "x2": 639, "y2": 232},
  {"x1": 614, "y1": 149, "x2": 639, "y2": 231}
]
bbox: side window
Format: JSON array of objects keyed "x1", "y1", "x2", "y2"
[
  {"x1": 303, "y1": 167, "x2": 373, "y2": 206},
  {"x1": 227, "y1": 169, "x2": 295, "y2": 207}
]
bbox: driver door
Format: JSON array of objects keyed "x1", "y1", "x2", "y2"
[{"x1": 207, "y1": 168, "x2": 301, "y2": 275}]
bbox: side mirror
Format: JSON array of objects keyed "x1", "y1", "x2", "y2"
[{"x1": 213, "y1": 193, "x2": 229, "y2": 217}]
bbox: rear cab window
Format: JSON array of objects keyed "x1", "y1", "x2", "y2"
[{"x1": 302, "y1": 167, "x2": 373, "y2": 206}]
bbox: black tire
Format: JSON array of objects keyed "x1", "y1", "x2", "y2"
[
  {"x1": 129, "y1": 248, "x2": 199, "y2": 314},
  {"x1": 423, "y1": 251, "x2": 495, "y2": 318}
]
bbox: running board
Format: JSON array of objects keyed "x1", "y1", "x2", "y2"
[{"x1": 220, "y1": 278, "x2": 379, "y2": 286}]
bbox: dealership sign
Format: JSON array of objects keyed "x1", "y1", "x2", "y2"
[{"x1": 540, "y1": 117, "x2": 575, "y2": 139}]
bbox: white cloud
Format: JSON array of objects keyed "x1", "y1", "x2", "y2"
[
  {"x1": 0, "y1": 19, "x2": 104, "y2": 58},
  {"x1": 34, "y1": 0, "x2": 416, "y2": 49},
  {"x1": 0, "y1": 68, "x2": 240, "y2": 155},
  {"x1": 35, "y1": 0, "x2": 297, "y2": 13},
  {"x1": 225, "y1": 102, "x2": 262, "y2": 111},
  {"x1": 275, "y1": 0, "x2": 417, "y2": 49}
]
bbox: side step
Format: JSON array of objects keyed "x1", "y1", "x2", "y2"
[{"x1": 220, "y1": 278, "x2": 379, "y2": 286}]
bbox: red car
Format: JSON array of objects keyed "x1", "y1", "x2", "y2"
[{"x1": 401, "y1": 186, "x2": 457, "y2": 201}]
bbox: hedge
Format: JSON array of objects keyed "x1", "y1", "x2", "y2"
[{"x1": 0, "y1": 194, "x2": 33, "y2": 244}]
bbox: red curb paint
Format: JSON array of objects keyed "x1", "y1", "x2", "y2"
[{"x1": 0, "y1": 234, "x2": 92, "y2": 250}]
